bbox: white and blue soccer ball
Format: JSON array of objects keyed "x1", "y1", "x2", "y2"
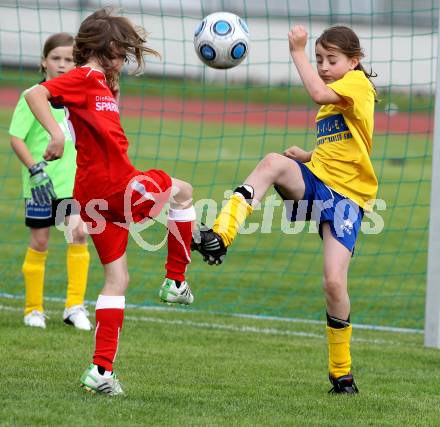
[{"x1": 194, "y1": 12, "x2": 250, "y2": 69}]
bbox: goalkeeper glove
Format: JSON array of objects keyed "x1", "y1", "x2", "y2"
[{"x1": 29, "y1": 161, "x2": 57, "y2": 205}]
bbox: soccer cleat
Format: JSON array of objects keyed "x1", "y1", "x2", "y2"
[
  {"x1": 159, "y1": 278, "x2": 194, "y2": 305},
  {"x1": 80, "y1": 364, "x2": 124, "y2": 396},
  {"x1": 63, "y1": 305, "x2": 93, "y2": 331},
  {"x1": 191, "y1": 224, "x2": 227, "y2": 265},
  {"x1": 328, "y1": 373, "x2": 359, "y2": 394},
  {"x1": 24, "y1": 310, "x2": 47, "y2": 329}
]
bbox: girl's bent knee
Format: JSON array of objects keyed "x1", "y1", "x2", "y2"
[
  {"x1": 259, "y1": 153, "x2": 290, "y2": 177},
  {"x1": 261, "y1": 152, "x2": 284, "y2": 168}
]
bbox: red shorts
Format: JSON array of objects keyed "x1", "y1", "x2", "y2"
[{"x1": 80, "y1": 169, "x2": 172, "y2": 264}]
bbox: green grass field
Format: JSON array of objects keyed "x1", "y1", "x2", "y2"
[
  {"x1": 1, "y1": 298, "x2": 440, "y2": 426},
  {"x1": 0, "y1": 87, "x2": 435, "y2": 426}
]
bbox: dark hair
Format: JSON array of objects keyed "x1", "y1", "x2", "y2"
[
  {"x1": 40, "y1": 32, "x2": 74, "y2": 75},
  {"x1": 73, "y1": 7, "x2": 160, "y2": 91},
  {"x1": 316, "y1": 25, "x2": 377, "y2": 97}
]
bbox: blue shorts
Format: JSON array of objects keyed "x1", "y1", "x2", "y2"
[{"x1": 274, "y1": 160, "x2": 364, "y2": 253}]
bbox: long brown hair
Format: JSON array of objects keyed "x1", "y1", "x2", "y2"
[
  {"x1": 73, "y1": 7, "x2": 160, "y2": 91},
  {"x1": 316, "y1": 25, "x2": 377, "y2": 97},
  {"x1": 40, "y1": 32, "x2": 74, "y2": 75}
]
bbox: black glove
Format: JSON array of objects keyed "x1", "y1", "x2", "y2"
[{"x1": 29, "y1": 161, "x2": 57, "y2": 205}]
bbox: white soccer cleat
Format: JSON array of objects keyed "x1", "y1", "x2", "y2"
[
  {"x1": 24, "y1": 310, "x2": 46, "y2": 329},
  {"x1": 63, "y1": 305, "x2": 93, "y2": 331},
  {"x1": 159, "y1": 278, "x2": 194, "y2": 305},
  {"x1": 80, "y1": 364, "x2": 124, "y2": 396}
]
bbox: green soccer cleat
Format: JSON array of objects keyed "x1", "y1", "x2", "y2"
[
  {"x1": 159, "y1": 278, "x2": 194, "y2": 305},
  {"x1": 80, "y1": 364, "x2": 124, "y2": 396}
]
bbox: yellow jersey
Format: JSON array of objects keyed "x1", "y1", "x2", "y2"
[{"x1": 305, "y1": 70, "x2": 378, "y2": 210}]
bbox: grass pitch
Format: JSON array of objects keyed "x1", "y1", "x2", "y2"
[{"x1": 1, "y1": 297, "x2": 440, "y2": 426}]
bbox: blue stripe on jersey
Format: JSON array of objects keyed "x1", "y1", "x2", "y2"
[{"x1": 316, "y1": 113, "x2": 349, "y2": 138}]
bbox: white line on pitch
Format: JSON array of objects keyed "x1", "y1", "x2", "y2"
[
  {"x1": 124, "y1": 314, "x2": 323, "y2": 339},
  {"x1": 0, "y1": 303, "x2": 419, "y2": 346},
  {"x1": 0, "y1": 292, "x2": 423, "y2": 335}
]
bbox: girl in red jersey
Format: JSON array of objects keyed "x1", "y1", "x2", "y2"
[{"x1": 25, "y1": 8, "x2": 195, "y2": 395}]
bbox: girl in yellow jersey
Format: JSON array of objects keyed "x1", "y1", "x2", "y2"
[{"x1": 192, "y1": 25, "x2": 378, "y2": 394}]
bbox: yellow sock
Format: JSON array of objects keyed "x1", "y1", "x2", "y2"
[
  {"x1": 65, "y1": 244, "x2": 90, "y2": 308},
  {"x1": 22, "y1": 247, "x2": 47, "y2": 315},
  {"x1": 212, "y1": 194, "x2": 253, "y2": 247},
  {"x1": 326, "y1": 324, "x2": 352, "y2": 378}
]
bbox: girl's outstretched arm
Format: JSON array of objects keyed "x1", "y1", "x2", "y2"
[
  {"x1": 288, "y1": 25, "x2": 341, "y2": 105},
  {"x1": 25, "y1": 85, "x2": 65, "y2": 161}
]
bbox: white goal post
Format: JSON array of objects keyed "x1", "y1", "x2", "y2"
[{"x1": 425, "y1": 7, "x2": 440, "y2": 349}]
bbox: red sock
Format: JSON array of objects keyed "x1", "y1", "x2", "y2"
[
  {"x1": 93, "y1": 295, "x2": 125, "y2": 372},
  {"x1": 165, "y1": 207, "x2": 195, "y2": 282}
]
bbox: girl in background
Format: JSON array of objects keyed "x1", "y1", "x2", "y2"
[{"x1": 9, "y1": 33, "x2": 92, "y2": 331}]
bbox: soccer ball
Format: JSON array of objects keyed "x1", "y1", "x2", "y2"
[{"x1": 194, "y1": 12, "x2": 250, "y2": 69}]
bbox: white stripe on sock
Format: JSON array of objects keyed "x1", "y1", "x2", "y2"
[
  {"x1": 112, "y1": 327, "x2": 121, "y2": 363},
  {"x1": 96, "y1": 295, "x2": 125, "y2": 310},
  {"x1": 168, "y1": 206, "x2": 196, "y2": 221}
]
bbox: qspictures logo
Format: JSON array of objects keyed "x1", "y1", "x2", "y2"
[{"x1": 54, "y1": 177, "x2": 386, "y2": 252}]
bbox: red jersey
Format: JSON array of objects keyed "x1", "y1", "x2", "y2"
[{"x1": 41, "y1": 66, "x2": 137, "y2": 203}]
